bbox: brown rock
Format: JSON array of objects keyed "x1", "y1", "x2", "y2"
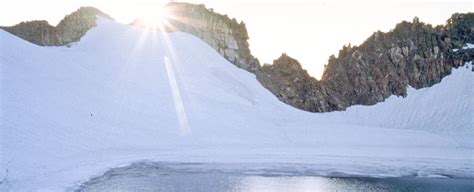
[
  {"x1": 163, "y1": 3, "x2": 260, "y2": 73},
  {"x1": 1, "y1": 7, "x2": 113, "y2": 46},
  {"x1": 2, "y1": 5, "x2": 472, "y2": 113},
  {"x1": 258, "y1": 13, "x2": 473, "y2": 112}
]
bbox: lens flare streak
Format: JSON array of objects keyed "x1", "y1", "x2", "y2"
[{"x1": 164, "y1": 56, "x2": 191, "y2": 135}]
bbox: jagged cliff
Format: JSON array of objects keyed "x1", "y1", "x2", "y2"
[
  {"x1": 2, "y1": 5, "x2": 472, "y2": 113},
  {"x1": 257, "y1": 14, "x2": 474, "y2": 112},
  {"x1": 163, "y1": 3, "x2": 260, "y2": 73},
  {"x1": 1, "y1": 7, "x2": 112, "y2": 46},
  {"x1": 2, "y1": 3, "x2": 260, "y2": 73}
]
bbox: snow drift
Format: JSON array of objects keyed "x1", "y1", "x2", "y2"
[{"x1": 1, "y1": 17, "x2": 472, "y2": 191}]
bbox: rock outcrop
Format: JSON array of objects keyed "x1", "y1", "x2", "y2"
[
  {"x1": 2, "y1": 3, "x2": 259, "y2": 73},
  {"x1": 162, "y1": 3, "x2": 260, "y2": 73},
  {"x1": 257, "y1": 13, "x2": 474, "y2": 112},
  {"x1": 2, "y1": 5, "x2": 471, "y2": 113},
  {"x1": 1, "y1": 7, "x2": 112, "y2": 46},
  {"x1": 257, "y1": 54, "x2": 339, "y2": 111}
]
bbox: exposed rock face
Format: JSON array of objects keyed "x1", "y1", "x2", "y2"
[
  {"x1": 257, "y1": 54, "x2": 339, "y2": 111},
  {"x1": 2, "y1": 3, "x2": 259, "y2": 73},
  {"x1": 2, "y1": 5, "x2": 471, "y2": 113},
  {"x1": 163, "y1": 3, "x2": 260, "y2": 73},
  {"x1": 257, "y1": 13, "x2": 474, "y2": 112},
  {"x1": 1, "y1": 7, "x2": 112, "y2": 46}
]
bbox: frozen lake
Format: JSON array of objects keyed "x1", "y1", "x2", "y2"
[{"x1": 75, "y1": 162, "x2": 474, "y2": 192}]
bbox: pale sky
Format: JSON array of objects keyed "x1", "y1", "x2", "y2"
[{"x1": 0, "y1": 0, "x2": 472, "y2": 78}]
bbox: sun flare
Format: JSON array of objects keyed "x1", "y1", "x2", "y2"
[{"x1": 134, "y1": 6, "x2": 171, "y2": 30}]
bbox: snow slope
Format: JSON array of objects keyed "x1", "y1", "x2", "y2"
[{"x1": 1, "y1": 17, "x2": 473, "y2": 191}]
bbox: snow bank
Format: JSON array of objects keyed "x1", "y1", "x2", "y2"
[
  {"x1": 453, "y1": 43, "x2": 474, "y2": 52},
  {"x1": 1, "y1": 17, "x2": 472, "y2": 191},
  {"x1": 463, "y1": 43, "x2": 474, "y2": 49}
]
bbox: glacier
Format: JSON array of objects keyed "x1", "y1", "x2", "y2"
[{"x1": 0, "y1": 17, "x2": 472, "y2": 191}]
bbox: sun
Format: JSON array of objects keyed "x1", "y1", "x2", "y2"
[{"x1": 134, "y1": 6, "x2": 171, "y2": 30}]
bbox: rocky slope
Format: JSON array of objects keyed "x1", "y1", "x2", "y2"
[
  {"x1": 1, "y1": 7, "x2": 112, "y2": 46},
  {"x1": 256, "y1": 54, "x2": 338, "y2": 112},
  {"x1": 257, "y1": 14, "x2": 474, "y2": 112},
  {"x1": 2, "y1": 5, "x2": 472, "y2": 112},
  {"x1": 2, "y1": 3, "x2": 259, "y2": 73},
  {"x1": 162, "y1": 2, "x2": 260, "y2": 73}
]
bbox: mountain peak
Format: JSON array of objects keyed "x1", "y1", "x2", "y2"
[
  {"x1": 274, "y1": 53, "x2": 302, "y2": 67},
  {"x1": 257, "y1": 13, "x2": 473, "y2": 112},
  {"x1": 1, "y1": 6, "x2": 112, "y2": 46}
]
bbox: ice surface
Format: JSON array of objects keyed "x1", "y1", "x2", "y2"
[
  {"x1": 452, "y1": 43, "x2": 473, "y2": 52},
  {"x1": 75, "y1": 162, "x2": 474, "y2": 192},
  {"x1": 1, "y1": 17, "x2": 473, "y2": 191},
  {"x1": 463, "y1": 43, "x2": 474, "y2": 49}
]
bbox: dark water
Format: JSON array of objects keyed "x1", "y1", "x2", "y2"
[{"x1": 76, "y1": 162, "x2": 474, "y2": 192}]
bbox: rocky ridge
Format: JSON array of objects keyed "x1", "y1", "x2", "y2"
[
  {"x1": 257, "y1": 14, "x2": 474, "y2": 112},
  {"x1": 162, "y1": 3, "x2": 260, "y2": 73},
  {"x1": 1, "y1": 7, "x2": 112, "y2": 46},
  {"x1": 2, "y1": 3, "x2": 260, "y2": 73},
  {"x1": 2, "y1": 5, "x2": 472, "y2": 112}
]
